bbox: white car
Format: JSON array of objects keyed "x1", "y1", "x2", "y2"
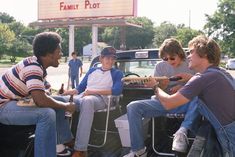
[{"x1": 226, "y1": 59, "x2": 235, "y2": 70}]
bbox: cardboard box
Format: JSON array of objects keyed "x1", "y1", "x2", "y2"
[{"x1": 114, "y1": 114, "x2": 150, "y2": 147}]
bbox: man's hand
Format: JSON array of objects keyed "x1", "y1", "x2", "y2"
[
  {"x1": 144, "y1": 77, "x2": 159, "y2": 88},
  {"x1": 82, "y1": 89, "x2": 93, "y2": 97},
  {"x1": 169, "y1": 85, "x2": 182, "y2": 94},
  {"x1": 81, "y1": 89, "x2": 111, "y2": 97},
  {"x1": 65, "y1": 102, "x2": 76, "y2": 114},
  {"x1": 175, "y1": 73, "x2": 193, "y2": 82},
  {"x1": 158, "y1": 79, "x2": 170, "y2": 90},
  {"x1": 63, "y1": 89, "x2": 78, "y2": 95}
]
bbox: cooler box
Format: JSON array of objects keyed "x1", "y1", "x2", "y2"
[{"x1": 114, "y1": 114, "x2": 150, "y2": 147}]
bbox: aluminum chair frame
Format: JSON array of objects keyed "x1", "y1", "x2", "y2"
[
  {"x1": 151, "y1": 113, "x2": 186, "y2": 156},
  {"x1": 152, "y1": 117, "x2": 176, "y2": 156},
  {"x1": 88, "y1": 95, "x2": 122, "y2": 148}
]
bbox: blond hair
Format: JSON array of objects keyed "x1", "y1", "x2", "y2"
[{"x1": 188, "y1": 35, "x2": 221, "y2": 66}]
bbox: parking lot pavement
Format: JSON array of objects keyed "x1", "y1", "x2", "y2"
[{"x1": 46, "y1": 61, "x2": 91, "y2": 90}]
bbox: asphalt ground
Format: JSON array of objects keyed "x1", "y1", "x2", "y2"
[{"x1": 46, "y1": 61, "x2": 91, "y2": 90}]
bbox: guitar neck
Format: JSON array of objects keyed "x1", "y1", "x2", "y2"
[{"x1": 122, "y1": 76, "x2": 168, "y2": 82}]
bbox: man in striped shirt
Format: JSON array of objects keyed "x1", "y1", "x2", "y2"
[{"x1": 0, "y1": 32, "x2": 76, "y2": 157}]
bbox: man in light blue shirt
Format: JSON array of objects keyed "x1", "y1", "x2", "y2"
[{"x1": 68, "y1": 52, "x2": 83, "y2": 88}]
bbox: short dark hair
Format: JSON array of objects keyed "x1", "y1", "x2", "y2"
[
  {"x1": 71, "y1": 52, "x2": 77, "y2": 56},
  {"x1": 33, "y1": 32, "x2": 62, "y2": 57}
]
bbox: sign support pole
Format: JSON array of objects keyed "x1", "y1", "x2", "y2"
[
  {"x1": 92, "y1": 25, "x2": 98, "y2": 59},
  {"x1": 69, "y1": 25, "x2": 75, "y2": 59}
]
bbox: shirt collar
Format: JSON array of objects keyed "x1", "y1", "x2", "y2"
[{"x1": 35, "y1": 56, "x2": 47, "y2": 78}]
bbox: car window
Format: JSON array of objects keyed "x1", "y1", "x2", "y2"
[
  {"x1": 92, "y1": 59, "x2": 158, "y2": 77},
  {"x1": 117, "y1": 60, "x2": 157, "y2": 77}
]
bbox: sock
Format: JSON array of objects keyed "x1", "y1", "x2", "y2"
[{"x1": 136, "y1": 147, "x2": 146, "y2": 156}]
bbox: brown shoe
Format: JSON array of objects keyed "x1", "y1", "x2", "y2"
[
  {"x1": 72, "y1": 150, "x2": 87, "y2": 157},
  {"x1": 64, "y1": 139, "x2": 75, "y2": 148}
]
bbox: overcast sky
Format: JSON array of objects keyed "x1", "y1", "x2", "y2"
[{"x1": 0, "y1": 0, "x2": 218, "y2": 30}]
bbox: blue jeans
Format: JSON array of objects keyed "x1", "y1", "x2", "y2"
[
  {"x1": 127, "y1": 97, "x2": 199, "y2": 151},
  {"x1": 197, "y1": 99, "x2": 235, "y2": 157},
  {"x1": 0, "y1": 100, "x2": 73, "y2": 157},
  {"x1": 71, "y1": 75, "x2": 79, "y2": 89}
]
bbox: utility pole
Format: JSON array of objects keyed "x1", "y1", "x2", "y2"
[
  {"x1": 189, "y1": 10, "x2": 191, "y2": 29},
  {"x1": 120, "y1": 27, "x2": 126, "y2": 50}
]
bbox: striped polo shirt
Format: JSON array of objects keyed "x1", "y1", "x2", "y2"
[{"x1": 0, "y1": 56, "x2": 47, "y2": 105}]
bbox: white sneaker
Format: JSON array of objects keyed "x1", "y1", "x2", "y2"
[
  {"x1": 172, "y1": 132, "x2": 189, "y2": 153},
  {"x1": 56, "y1": 144, "x2": 66, "y2": 153},
  {"x1": 56, "y1": 144, "x2": 73, "y2": 157},
  {"x1": 123, "y1": 148, "x2": 147, "y2": 157}
]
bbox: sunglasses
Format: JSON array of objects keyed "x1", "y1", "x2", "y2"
[{"x1": 163, "y1": 57, "x2": 176, "y2": 61}]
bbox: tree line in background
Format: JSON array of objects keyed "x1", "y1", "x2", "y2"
[{"x1": 0, "y1": 0, "x2": 234, "y2": 63}]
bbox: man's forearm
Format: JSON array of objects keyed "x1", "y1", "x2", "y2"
[
  {"x1": 156, "y1": 88, "x2": 189, "y2": 110},
  {"x1": 31, "y1": 90, "x2": 67, "y2": 109},
  {"x1": 35, "y1": 95, "x2": 67, "y2": 109},
  {"x1": 86, "y1": 89, "x2": 112, "y2": 95}
]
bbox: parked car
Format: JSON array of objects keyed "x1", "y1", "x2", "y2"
[{"x1": 225, "y1": 58, "x2": 235, "y2": 70}]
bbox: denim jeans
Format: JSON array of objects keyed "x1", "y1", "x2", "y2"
[
  {"x1": 197, "y1": 99, "x2": 235, "y2": 157},
  {"x1": 0, "y1": 100, "x2": 73, "y2": 157},
  {"x1": 71, "y1": 75, "x2": 79, "y2": 89},
  {"x1": 127, "y1": 97, "x2": 199, "y2": 151}
]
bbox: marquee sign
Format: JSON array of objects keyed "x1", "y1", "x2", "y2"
[{"x1": 38, "y1": 0, "x2": 137, "y2": 20}]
